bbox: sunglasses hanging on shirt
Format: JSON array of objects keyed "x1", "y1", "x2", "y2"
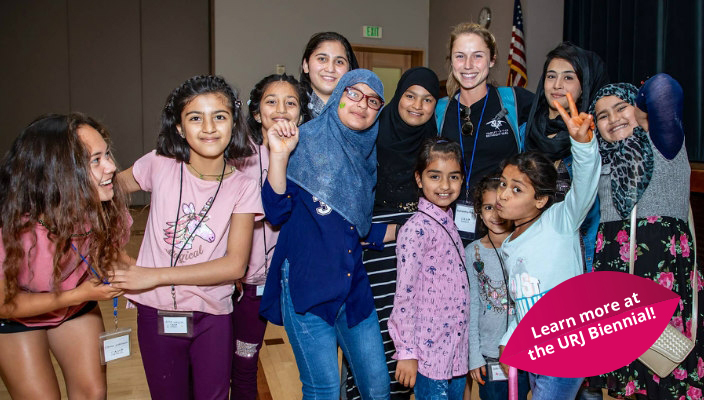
[{"x1": 461, "y1": 106, "x2": 474, "y2": 136}]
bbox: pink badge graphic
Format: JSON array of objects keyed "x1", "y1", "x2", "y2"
[{"x1": 500, "y1": 271, "x2": 679, "y2": 378}]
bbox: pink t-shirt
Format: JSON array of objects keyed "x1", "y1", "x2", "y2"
[
  {"x1": 125, "y1": 151, "x2": 263, "y2": 315},
  {"x1": 0, "y1": 219, "x2": 131, "y2": 327},
  {"x1": 233, "y1": 144, "x2": 279, "y2": 286}
]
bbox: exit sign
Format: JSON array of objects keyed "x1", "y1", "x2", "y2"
[{"x1": 363, "y1": 25, "x2": 383, "y2": 39}]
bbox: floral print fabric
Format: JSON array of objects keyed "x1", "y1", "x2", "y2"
[{"x1": 588, "y1": 216, "x2": 704, "y2": 399}]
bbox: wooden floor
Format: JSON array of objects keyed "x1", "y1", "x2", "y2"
[{"x1": 0, "y1": 207, "x2": 614, "y2": 399}]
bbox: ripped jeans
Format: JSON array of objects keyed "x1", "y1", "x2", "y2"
[
  {"x1": 413, "y1": 373, "x2": 466, "y2": 400},
  {"x1": 281, "y1": 259, "x2": 390, "y2": 400},
  {"x1": 231, "y1": 283, "x2": 268, "y2": 400}
]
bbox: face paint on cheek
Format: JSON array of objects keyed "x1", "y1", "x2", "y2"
[{"x1": 339, "y1": 102, "x2": 346, "y2": 109}]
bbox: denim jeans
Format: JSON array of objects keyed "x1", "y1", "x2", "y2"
[
  {"x1": 478, "y1": 365, "x2": 530, "y2": 400},
  {"x1": 528, "y1": 374, "x2": 584, "y2": 400},
  {"x1": 280, "y1": 259, "x2": 390, "y2": 400},
  {"x1": 414, "y1": 373, "x2": 465, "y2": 400}
]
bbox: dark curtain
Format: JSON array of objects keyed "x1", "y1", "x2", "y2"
[{"x1": 564, "y1": 0, "x2": 704, "y2": 161}]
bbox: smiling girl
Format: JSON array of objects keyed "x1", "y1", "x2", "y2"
[
  {"x1": 436, "y1": 23, "x2": 534, "y2": 241},
  {"x1": 0, "y1": 113, "x2": 131, "y2": 399},
  {"x1": 299, "y1": 32, "x2": 359, "y2": 118},
  {"x1": 115, "y1": 75, "x2": 263, "y2": 399},
  {"x1": 586, "y1": 75, "x2": 703, "y2": 399},
  {"x1": 259, "y1": 69, "x2": 391, "y2": 399},
  {"x1": 230, "y1": 73, "x2": 309, "y2": 400},
  {"x1": 389, "y1": 138, "x2": 469, "y2": 399}
]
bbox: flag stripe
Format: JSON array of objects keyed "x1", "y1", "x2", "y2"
[{"x1": 506, "y1": 0, "x2": 527, "y2": 88}]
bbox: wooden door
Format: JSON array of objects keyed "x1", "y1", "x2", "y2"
[{"x1": 352, "y1": 45, "x2": 424, "y2": 103}]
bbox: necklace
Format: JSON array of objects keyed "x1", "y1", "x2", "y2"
[
  {"x1": 37, "y1": 219, "x2": 93, "y2": 237},
  {"x1": 188, "y1": 163, "x2": 235, "y2": 181},
  {"x1": 514, "y1": 212, "x2": 541, "y2": 228}
]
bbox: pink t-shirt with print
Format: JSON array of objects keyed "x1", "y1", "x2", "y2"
[{"x1": 125, "y1": 151, "x2": 263, "y2": 315}]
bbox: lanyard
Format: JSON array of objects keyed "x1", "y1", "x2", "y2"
[
  {"x1": 169, "y1": 162, "x2": 225, "y2": 309},
  {"x1": 71, "y1": 243, "x2": 119, "y2": 330},
  {"x1": 455, "y1": 86, "x2": 490, "y2": 198}
]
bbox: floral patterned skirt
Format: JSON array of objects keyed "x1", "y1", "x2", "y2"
[{"x1": 587, "y1": 216, "x2": 704, "y2": 399}]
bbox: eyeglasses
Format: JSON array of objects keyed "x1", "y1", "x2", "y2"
[
  {"x1": 343, "y1": 86, "x2": 384, "y2": 110},
  {"x1": 460, "y1": 106, "x2": 474, "y2": 136}
]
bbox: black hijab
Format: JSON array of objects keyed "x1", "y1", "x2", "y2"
[
  {"x1": 375, "y1": 67, "x2": 440, "y2": 208},
  {"x1": 525, "y1": 42, "x2": 609, "y2": 161}
]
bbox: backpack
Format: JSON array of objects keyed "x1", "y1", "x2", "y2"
[{"x1": 435, "y1": 87, "x2": 526, "y2": 152}]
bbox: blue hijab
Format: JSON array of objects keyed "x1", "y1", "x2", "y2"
[{"x1": 287, "y1": 69, "x2": 384, "y2": 237}]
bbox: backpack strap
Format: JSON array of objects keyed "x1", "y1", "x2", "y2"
[
  {"x1": 435, "y1": 96, "x2": 450, "y2": 134},
  {"x1": 497, "y1": 86, "x2": 526, "y2": 152}
]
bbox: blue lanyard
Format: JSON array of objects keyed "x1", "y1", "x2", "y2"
[
  {"x1": 71, "y1": 243, "x2": 118, "y2": 323},
  {"x1": 455, "y1": 86, "x2": 490, "y2": 196}
]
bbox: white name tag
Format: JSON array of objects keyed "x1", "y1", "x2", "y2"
[
  {"x1": 157, "y1": 310, "x2": 194, "y2": 337},
  {"x1": 454, "y1": 201, "x2": 477, "y2": 235},
  {"x1": 163, "y1": 316, "x2": 188, "y2": 333},
  {"x1": 489, "y1": 362, "x2": 508, "y2": 381},
  {"x1": 99, "y1": 327, "x2": 132, "y2": 364},
  {"x1": 256, "y1": 284, "x2": 265, "y2": 296}
]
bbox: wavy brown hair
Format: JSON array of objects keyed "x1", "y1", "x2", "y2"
[
  {"x1": 0, "y1": 113, "x2": 131, "y2": 305},
  {"x1": 445, "y1": 22, "x2": 498, "y2": 96}
]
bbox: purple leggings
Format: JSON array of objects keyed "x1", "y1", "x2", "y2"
[
  {"x1": 230, "y1": 283, "x2": 268, "y2": 400},
  {"x1": 136, "y1": 303, "x2": 233, "y2": 400}
]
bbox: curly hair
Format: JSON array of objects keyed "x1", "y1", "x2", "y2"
[
  {"x1": 157, "y1": 75, "x2": 254, "y2": 162},
  {"x1": 445, "y1": 22, "x2": 498, "y2": 96},
  {"x1": 500, "y1": 151, "x2": 558, "y2": 211},
  {"x1": 0, "y1": 113, "x2": 131, "y2": 305},
  {"x1": 247, "y1": 73, "x2": 311, "y2": 145}
]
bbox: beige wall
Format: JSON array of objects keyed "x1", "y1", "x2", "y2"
[
  {"x1": 213, "y1": 0, "x2": 430, "y2": 96},
  {"x1": 429, "y1": 0, "x2": 564, "y2": 92}
]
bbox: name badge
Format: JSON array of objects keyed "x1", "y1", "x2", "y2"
[
  {"x1": 487, "y1": 361, "x2": 509, "y2": 381},
  {"x1": 256, "y1": 284, "x2": 265, "y2": 296},
  {"x1": 99, "y1": 327, "x2": 132, "y2": 364},
  {"x1": 157, "y1": 310, "x2": 194, "y2": 337},
  {"x1": 454, "y1": 201, "x2": 477, "y2": 239}
]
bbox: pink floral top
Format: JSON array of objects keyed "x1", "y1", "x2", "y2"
[{"x1": 388, "y1": 197, "x2": 469, "y2": 380}]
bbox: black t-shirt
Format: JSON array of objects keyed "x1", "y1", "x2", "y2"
[{"x1": 440, "y1": 85, "x2": 534, "y2": 201}]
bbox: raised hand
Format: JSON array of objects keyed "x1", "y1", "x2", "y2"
[
  {"x1": 266, "y1": 121, "x2": 299, "y2": 156},
  {"x1": 554, "y1": 92, "x2": 594, "y2": 143}
]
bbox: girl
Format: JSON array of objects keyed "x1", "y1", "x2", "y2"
[
  {"x1": 496, "y1": 94, "x2": 598, "y2": 399},
  {"x1": 389, "y1": 138, "x2": 469, "y2": 400},
  {"x1": 586, "y1": 75, "x2": 703, "y2": 399},
  {"x1": 436, "y1": 22, "x2": 534, "y2": 241},
  {"x1": 114, "y1": 75, "x2": 263, "y2": 399},
  {"x1": 343, "y1": 66, "x2": 440, "y2": 400},
  {"x1": 230, "y1": 73, "x2": 309, "y2": 400},
  {"x1": 259, "y1": 69, "x2": 391, "y2": 399},
  {"x1": 0, "y1": 113, "x2": 131, "y2": 399},
  {"x1": 524, "y1": 41, "x2": 609, "y2": 274},
  {"x1": 466, "y1": 174, "x2": 529, "y2": 400},
  {"x1": 299, "y1": 31, "x2": 359, "y2": 118}
]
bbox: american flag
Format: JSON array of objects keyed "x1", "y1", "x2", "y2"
[{"x1": 507, "y1": 0, "x2": 527, "y2": 87}]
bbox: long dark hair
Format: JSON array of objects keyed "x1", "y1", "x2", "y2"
[
  {"x1": 299, "y1": 32, "x2": 359, "y2": 94},
  {"x1": 157, "y1": 75, "x2": 254, "y2": 162},
  {"x1": 247, "y1": 73, "x2": 311, "y2": 145},
  {"x1": 0, "y1": 113, "x2": 131, "y2": 304},
  {"x1": 500, "y1": 151, "x2": 557, "y2": 210}
]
